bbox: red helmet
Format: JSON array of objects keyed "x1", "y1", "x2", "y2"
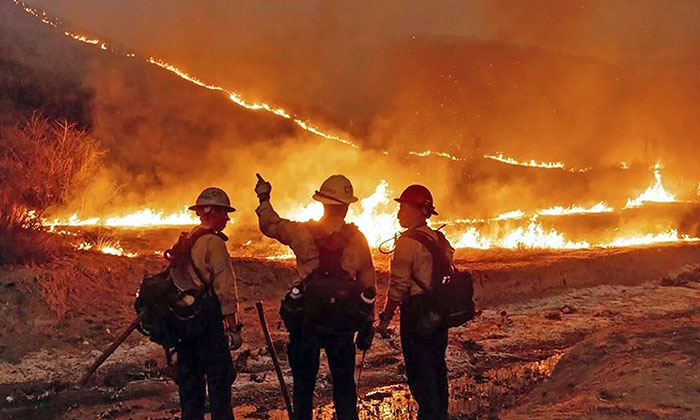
[{"x1": 394, "y1": 184, "x2": 438, "y2": 216}]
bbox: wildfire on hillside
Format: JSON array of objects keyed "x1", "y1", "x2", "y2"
[{"x1": 11, "y1": 0, "x2": 700, "y2": 259}]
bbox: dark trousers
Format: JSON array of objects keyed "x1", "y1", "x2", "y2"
[
  {"x1": 400, "y1": 309, "x2": 449, "y2": 420},
  {"x1": 175, "y1": 300, "x2": 236, "y2": 420},
  {"x1": 287, "y1": 330, "x2": 359, "y2": 420}
]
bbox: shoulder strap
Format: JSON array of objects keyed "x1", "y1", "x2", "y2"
[
  {"x1": 400, "y1": 229, "x2": 452, "y2": 291},
  {"x1": 186, "y1": 228, "x2": 227, "y2": 289}
]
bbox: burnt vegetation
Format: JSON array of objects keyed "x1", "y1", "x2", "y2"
[{"x1": 0, "y1": 115, "x2": 103, "y2": 264}]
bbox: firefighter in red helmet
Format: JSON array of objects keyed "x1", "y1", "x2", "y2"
[{"x1": 377, "y1": 184, "x2": 454, "y2": 420}]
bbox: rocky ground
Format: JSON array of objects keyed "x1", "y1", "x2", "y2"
[{"x1": 1, "y1": 243, "x2": 699, "y2": 419}]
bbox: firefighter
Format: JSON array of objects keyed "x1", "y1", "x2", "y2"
[
  {"x1": 176, "y1": 187, "x2": 242, "y2": 420},
  {"x1": 255, "y1": 174, "x2": 376, "y2": 420},
  {"x1": 377, "y1": 185, "x2": 454, "y2": 420}
]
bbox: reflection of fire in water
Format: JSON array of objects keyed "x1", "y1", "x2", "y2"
[{"x1": 625, "y1": 163, "x2": 677, "y2": 208}]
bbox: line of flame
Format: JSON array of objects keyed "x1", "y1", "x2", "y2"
[
  {"x1": 536, "y1": 201, "x2": 614, "y2": 216},
  {"x1": 16, "y1": 0, "x2": 598, "y2": 169},
  {"x1": 75, "y1": 240, "x2": 138, "y2": 257},
  {"x1": 44, "y1": 207, "x2": 198, "y2": 228}
]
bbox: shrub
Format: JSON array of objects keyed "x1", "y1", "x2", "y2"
[{"x1": 0, "y1": 114, "x2": 103, "y2": 264}]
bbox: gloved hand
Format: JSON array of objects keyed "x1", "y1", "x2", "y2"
[
  {"x1": 255, "y1": 173, "x2": 272, "y2": 202},
  {"x1": 356, "y1": 324, "x2": 375, "y2": 351},
  {"x1": 223, "y1": 315, "x2": 243, "y2": 351}
]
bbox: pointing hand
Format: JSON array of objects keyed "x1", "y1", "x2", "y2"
[{"x1": 255, "y1": 173, "x2": 272, "y2": 201}]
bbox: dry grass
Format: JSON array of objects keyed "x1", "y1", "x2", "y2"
[{"x1": 0, "y1": 114, "x2": 103, "y2": 264}]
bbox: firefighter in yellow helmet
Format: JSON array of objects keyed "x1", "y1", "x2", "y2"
[
  {"x1": 174, "y1": 187, "x2": 241, "y2": 420},
  {"x1": 255, "y1": 174, "x2": 376, "y2": 420}
]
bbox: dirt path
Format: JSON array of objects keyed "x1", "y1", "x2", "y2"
[{"x1": 1, "y1": 246, "x2": 699, "y2": 419}]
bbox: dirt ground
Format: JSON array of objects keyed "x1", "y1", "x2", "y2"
[{"x1": 1, "y1": 243, "x2": 699, "y2": 419}]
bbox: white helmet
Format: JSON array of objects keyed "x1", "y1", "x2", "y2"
[
  {"x1": 188, "y1": 187, "x2": 236, "y2": 212},
  {"x1": 312, "y1": 175, "x2": 358, "y2": 205}
]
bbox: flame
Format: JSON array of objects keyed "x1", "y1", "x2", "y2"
[
  {"x1": 408, "y1": 150, "x2": 464, "y2": 161},
  {"x1": 536, "y1": 201, "x2": 613, "y2": 216},
  {"x1": 148, "y1": 58, "x2": 359, "y2": 148},
  {"x1": 625, "y1": 163, "x2": 677, "y2": 208},
  {"x1": 44, "y1": 207, "x2": 198, "y2": 228},
  {"x1": 492, "y1": 210, "x2": 526, "y2": 221},
  {"x1": 75, "y1": 240, "x2": 138, "y2": 257},
  {"x1": 484, "y1": 152, "x2": 566, "y2": 169},
  {"x1": 501, "y1": 218, "x2": 590, "y2": 249},
  {"x1": 605, "y1": 229, "x2": 699, "y2": 247},
  {"x1": 64, "y1": 31, "x2": 99, "y2": 45},
  {"x1": 451, "y1": 227, "x2": 492, "y2": 249}
]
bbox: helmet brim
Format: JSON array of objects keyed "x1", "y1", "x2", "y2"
[
  {"x1": 312, "y1": 191, "x2": 358, "y2": 205},
  {"x1": 393, "y1": 198, "x2": 439, "y2": 216},
  {"x1": 188, "y1": 204, "x2": 237, "y2": 213}
]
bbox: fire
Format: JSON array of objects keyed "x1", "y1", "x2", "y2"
[
  {"x1": 625, "y1": 163, "x2": 677, "y2": 208},
  {"x1": 408, "y1": 150, "x2": 464, "y2": 161},
  {"x1": 493, "y1": 210, "x2": 526, "y2": 221},
  {"x1": 536, "y1": 201, "x2": 613, "y2": 216},
  {"x1": 64, "y1": 31, "x2": 99, "y2": 45},
  {"x1": 148, "y1": 58, "x2": 359, "y2": 149},
  {"x1": 76, "y1": 240, "x2": 138, "y2": 257},
  {"x1": 501, "y1": 218, "x2": 590, "y2": 249},
  {"x1": 45, "y1": 207, "x2": 198, "y2": 228},
  {"x1": 484, "y1": 152, "x2": 566, "y2": 169},
  {"x1": 605, "y1": 229, "x2": 699, "y2": 247},
  {"x1": 452, "y1": 227, "x2": 492, "y2": 249}
]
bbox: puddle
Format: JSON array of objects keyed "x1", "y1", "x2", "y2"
[{"x1": 243, "y1": 353, "x2": 563, "y2": 419}]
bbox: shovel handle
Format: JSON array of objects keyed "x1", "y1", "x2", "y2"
[{"x1": 77, "y1": 312, "x2": 146, "y2": 388}]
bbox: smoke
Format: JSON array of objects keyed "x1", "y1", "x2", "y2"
[{"x1": 4, "y1": 0, "x2": 700, "y2": 224}]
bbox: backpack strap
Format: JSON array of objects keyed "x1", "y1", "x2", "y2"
[
  {"x1": 400, "y1": 228, "x2": 452, "y2": 291},
  {"x1": 307, "y1": 222, "x2": 355, "y2": 275},
  {"x1": 166, "y1": 228, "x2": 227, "y2": 292}
]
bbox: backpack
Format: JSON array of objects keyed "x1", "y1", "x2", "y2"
[
  {"x1": 300, "y1": 223, "x2": 367, "y2": 334},
  {"x1": 134, "y1": 228, "x2": 225, "y2": 347},
  {"x1": 401, "y1": 229, "x2": 475, "y2": 328}
]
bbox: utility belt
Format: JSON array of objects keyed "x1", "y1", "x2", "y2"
[{"x1": 279, "y1": 272, "x2": 375, "y2": 340}]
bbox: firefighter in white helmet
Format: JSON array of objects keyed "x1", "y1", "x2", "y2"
[
  {"x1": 255, "y1": 174, "x2": 376, "y2": 420},
  {"x1": 174, "y1": 187, "x2": 241, "y2": 420}
]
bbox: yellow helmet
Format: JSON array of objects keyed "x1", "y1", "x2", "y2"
[
  {"x1": 312, "y1": 175, "x2": 359, "y2": 205},
  {"x1": 188, "y1": 187, "x2": 236, "y2": 212}
]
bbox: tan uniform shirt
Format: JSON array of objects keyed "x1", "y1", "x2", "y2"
[
  {"x1": 186, "y1": 226, "x2": 240, "y2": 316},
  {"x1": 256, "y1": 200, "x2": 376, "y2": 291},
  {"x1": 388, "y1": 225, "x2": 455, "y2": 303}
]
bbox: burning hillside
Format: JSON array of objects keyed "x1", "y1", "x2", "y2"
[{"x1": 2, "y1": 0, "x2": 698, "y2": 260}]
